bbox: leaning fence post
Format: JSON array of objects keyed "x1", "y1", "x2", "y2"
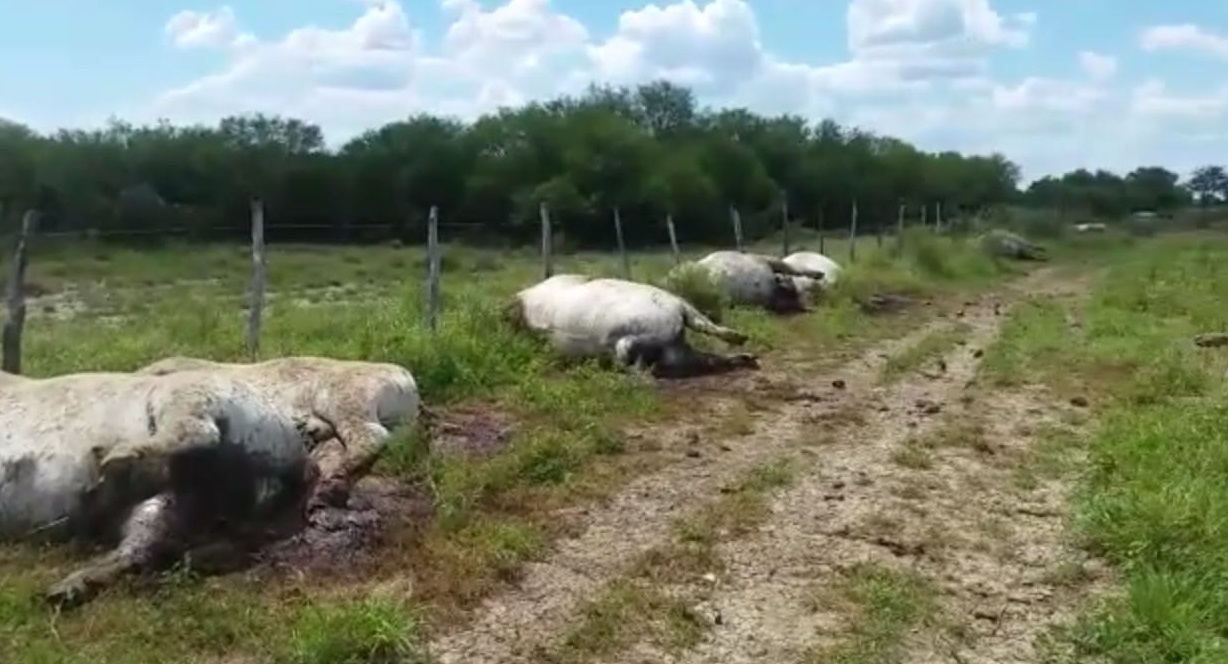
[
  {"x1": 730, "y1": 206, "x2": 744, "y2": 251},
  {"x1": 613, "y1": 207, "x2": 631, "y2": 279},
  {"x1": 246, "y1": 200, "x2": 266, "y2": 361},
  {"x1": 849, "y1": 200, "x2": 859, "y2": 262},
  {"x1": 665, "y1": 214, "x2": 681, "y2": 264},
  {"x1": 781, "y1": 198, "x2": 791, "y2": 256},
  {"x1": 2, "y1": 210, "x2": 36, "y2": 375},
  {"x1": 426, "y1": 206, "x2": 441, "y2": 331},
  {"x1": 539, "y1": 202, "x2": 553, "y2": 279}
]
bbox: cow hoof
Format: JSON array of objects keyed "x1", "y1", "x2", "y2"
[{"x1": 45, "y1": 572, "x2": 92, "y2": 610}]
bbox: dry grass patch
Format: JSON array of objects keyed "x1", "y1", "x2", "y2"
[
  {"x1": 539, "y1": 458, "x2": 797, "y2": 663},
  {"x1": 879, "y1": 322, "x2": 972, "y2": 382},
  {"x1": 800, "y1": 562, "x2": 941, "y2": 664}
]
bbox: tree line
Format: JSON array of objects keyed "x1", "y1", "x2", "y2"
[{"x1": 0, "y1": 80, "x2": 1217, "y2": 248}]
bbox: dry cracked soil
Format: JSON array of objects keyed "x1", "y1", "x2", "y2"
[{"x1": 424, "y1": 267, "x2": 1109, "y2": 664}]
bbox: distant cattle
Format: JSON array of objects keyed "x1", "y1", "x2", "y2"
[
  {"x1": 1074, "y1": 223, "x2": 1107, "y2": 233},
  {"x1": 980, "y1": 230, "x2": 1048, "y2": 261},
  {"x1": 136, "y1": 356, "x2": 420, "y2": 511},
  {"x1": 672, "y1": 251, "x2": 825, "y2": 313},
  {"x1": 0, "y1": 370, "x2": 318, "y2": 608},
  {"x1": 504, "y1": 274, "x2": 759, "y2": 378}
]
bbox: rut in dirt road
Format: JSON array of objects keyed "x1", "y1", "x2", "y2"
[
  {"x1": 427, "y1": 307, "x2": 971, "y2": 664},
  {"x1": 609, "y1": 268, "x2": 1106, "y2": 664}
]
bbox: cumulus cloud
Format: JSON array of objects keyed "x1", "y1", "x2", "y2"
[
  {"x1": 1078, "y1": 51, "x2": 1116, "y2": 80},
  {"x1": 1140, "y1": 24, "x2": 1228, "y2": 59},
  {"x1": 143, "y1": 0, "x2": 1228, "y2": 179}
]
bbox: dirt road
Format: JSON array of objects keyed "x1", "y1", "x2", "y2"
[{"x1": 427, "y1": 268, "x2": 1108, "y2": 664}]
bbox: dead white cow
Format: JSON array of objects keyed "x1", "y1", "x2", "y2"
[
  {"x1": 782, "y1": 250, "x2": 843, "y2": 298},
  {"x1": 0, "y1": 370, "x2": 318, "y2": 607},
  {"x1": 674, "y1": 250, "x2": 824, "y2": 313},
  {"x1": 136, "y1": 356, "x2": 420, "y2": 510},
  {"x1": 504, "y1": 274, "x2": 759, "y2": 378}
]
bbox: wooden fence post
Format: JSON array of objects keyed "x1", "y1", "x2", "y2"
[
  {"x1": 665, "y1": 214, "x2": 681, "y2": 264},
  {"x1": 781, "y1": 198, "x2": 791, "y2": 256},
  {"x1": 817, "y1": 206, "x2": 826, "y2": 254},
  {"x1": 2, "y1": 210, "x2": 36, "y2": 375},
  {"x1": 921, "y1": 203, "x2": 928, "y2": 228},
  {"x1": 426, "y1": 205, "x2": 441, "y2": 331},
  {"x1": 936, "y1": 201, "x2": 944, "y2": 232},
  {"x1": 730, "y1": 206, "x2": 744, "y2": 251},
  {"x1": 539, "y1": 202, "x2": 553, "y2": 279},
  {"x1": 896, "y1": 202, "x2": 906, "y2": 251},
  {"x1": 246, "y1": 199, "x2": 266, "y2": 361},
  {"x1": 849, "y1": 200, "x2": 859, "y2": 262},
  {"x1": 613, "y1": 207, "x2": 631, "y2": 279}
]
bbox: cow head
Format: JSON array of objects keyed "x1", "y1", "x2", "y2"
[
  {"x1": 499, "y1": 298, "x2": 529, "y2": 331},
  {"x1": 765, "y1": 273, "x2": 808, "y2": 314}
]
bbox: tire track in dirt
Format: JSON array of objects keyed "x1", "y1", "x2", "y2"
[
  {"x1": 426, "y1": 310, "x2": 967, "y2": 664},
  {"x1": 604, "y1": 268, "x2": 1086, "y2": 664}
]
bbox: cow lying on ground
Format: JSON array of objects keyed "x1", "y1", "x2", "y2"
[
  {"x1": 980, "y1": 230, "x2": 1048, "y2": 261},
  {"x1": 782, "y1": 250, "x2": 843, "y2": 298},
  {"x1": 135, "y1": 356, "x2": 420, "y2": 511},
  {"x1": 503, "y1": 274, "x2": 759, "y2": 378},
  {"x1": 672, "y1": 251, "x2": 824, "y2": 313},
  {"x1": 0, "y1": 370, "x2": 318, "y2": 608}
]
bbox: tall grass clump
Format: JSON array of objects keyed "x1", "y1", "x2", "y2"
[
  {"x1": 1052, "y1": 238, "x2": 1228, "y2": 663},
  {"x1": 657, "y1": 262, "x2": 729, "y2": 323}
]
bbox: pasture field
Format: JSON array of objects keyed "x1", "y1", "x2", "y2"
[{"x1": 0, "y1": 228, "x2": 1218, "y2": 664}]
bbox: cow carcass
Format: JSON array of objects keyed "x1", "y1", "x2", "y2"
[
  {"x1": 673, "y1": 251, "x2": 824, "y2": 313},
  {"x1": 980, "y1": 230, "x2": 1048, "y2": 261},
  {"x1": 0, "y1": 370, "x2": 318, "y2": 607},
  {"x1": 504, "y1": 274, "x2": 759, "y2": 379},
  {"x1": 782, "y1": 250, "x2": 843, "y2": 298},
  {"x1": 1074, "y1": 222, "x2": 1107, "y2": 233},
  {"x1": 135, "y1": 356, "x2": 420, "y2": 511}
]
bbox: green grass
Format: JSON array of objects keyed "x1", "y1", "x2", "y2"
[
  {"x1": 0, "y1": 231, "x2": 1037, "y2": 663},
  {"x1": 982, "y1": 235, "x2": 1228, "y2": 663}
]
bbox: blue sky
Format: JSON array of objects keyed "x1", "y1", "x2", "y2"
[{"x1": 1, "y1": 0, "x2": 1226, "y2": 182}]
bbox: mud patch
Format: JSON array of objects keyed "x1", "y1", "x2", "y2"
[
  {"x1": 253, "y1": 477, "x2": 432, "y2": 579},
  {"x1": 428, "y1": 405, "x2": 518, "y2": 458},
  {"x1": 858, "y1": 292, "x2": 917, "y2": 315}
]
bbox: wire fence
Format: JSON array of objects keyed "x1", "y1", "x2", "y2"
[{"x1": 0, "y1": 198, "x2": 956, "y2": 375}]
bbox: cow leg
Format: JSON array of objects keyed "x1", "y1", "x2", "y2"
[
  {"x1": 654, "y1": 342, "x2": 759, "y2": 379},
  {"x1": 307, "y1": 420, "x2": 390, "y2": 510},
  {"x1": 45, "y1": 493, "x2": 183, "y2": 609},
  {"x1": 94, "y1": 415, "x2": 223, "y2": 503}
]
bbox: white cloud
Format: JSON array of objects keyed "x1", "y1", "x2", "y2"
[
  {"x1": 139, "y1": 1, "x2": 1228, "y2": 180},
  {"x1": 1078, "y1": 50, "x2": 1116, "y2": 80},
  {"x1": 1140, "y1": 24, "x2": 1228, "y2": 58},
  {"x1": 164, "y1": 6, "x2": 253, "y2": 49}
]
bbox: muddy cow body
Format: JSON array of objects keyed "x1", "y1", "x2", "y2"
[
  {"x1": 135, "y1": 356, "x2": 420, "y2": 511},
  {"x1": 505, "y1": 274, "x2": 759, "y2": 379},
  {"x1": 677, "y1": 251, "x2": 824, "y2": 313},
  {"x1": 0, "y1": 370, "x2": 317, "y2": 607}
]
